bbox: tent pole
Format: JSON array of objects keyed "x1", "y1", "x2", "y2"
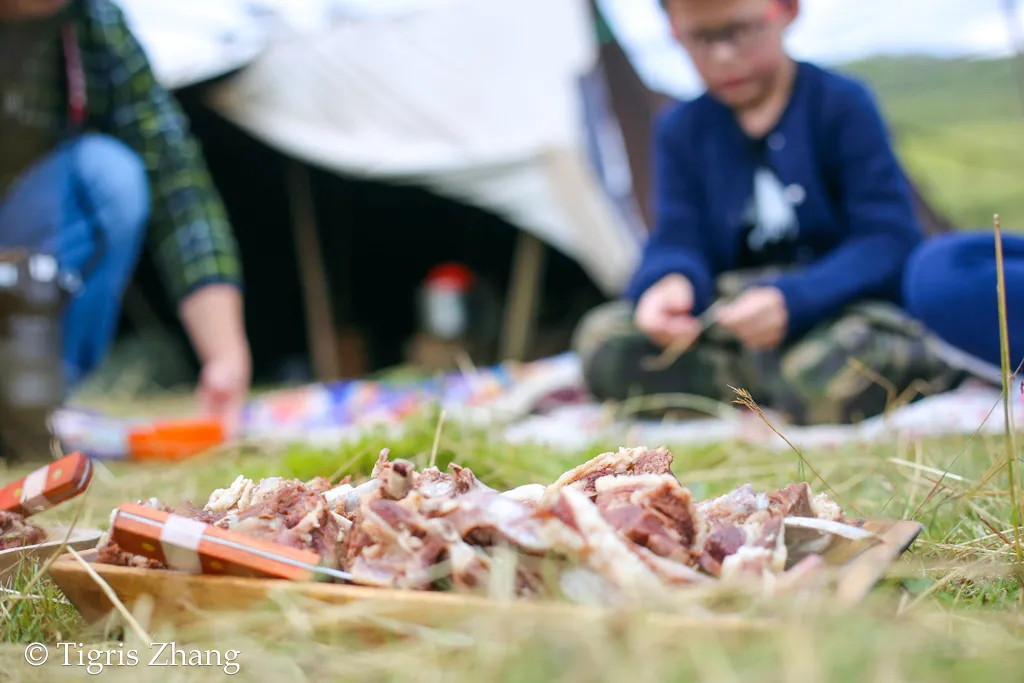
[
  {"x1": 286, "y1": 160, "x2": 341, "y2": 381},
  {"x1": 499, "y1": 231, "x2": 546, "y2": 362}
]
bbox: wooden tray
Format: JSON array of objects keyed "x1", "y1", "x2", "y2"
[
  {"x1": 46, "y1": 520, "x2": 922, "y2": 634},
  {"x1": 0, "y1": 527, "x2": 103, "y2": 578}
]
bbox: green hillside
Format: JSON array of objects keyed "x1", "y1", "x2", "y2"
[{"x1": 838, "y1": 56, "x2": 1024, "y2": 231}]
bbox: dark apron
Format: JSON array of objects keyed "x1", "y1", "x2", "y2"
[{"x1": 0, "y1": 23, "x2": 87, "y2": 461}]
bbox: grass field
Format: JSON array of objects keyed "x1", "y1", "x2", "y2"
[
  {"x1": 841, "y1": 55, "x2": 1024, "y2": 231},
  {"x1": 1, "y1": 403, "x2": 1023, "y2": 682},
  {"x1": 1, "y1": 54, "x2": 1024, "y2": 683}
]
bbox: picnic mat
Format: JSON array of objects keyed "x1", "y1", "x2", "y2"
[{"x1": 53, "y1": 353, "x2": 1023, "y2": 459}]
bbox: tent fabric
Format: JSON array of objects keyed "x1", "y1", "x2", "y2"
[
  {"x1": 113, "y1": 0, "x2": 645, "y2": 294},
  {"x1": 114, "y1": 0, "x2": 267, "y2": 90},
  {"x1": 206, "y1": 1, "x2": 593, "y2": 176},
  {"x1": 202, "y1": 0, "x2": 642, "y2": 294}
]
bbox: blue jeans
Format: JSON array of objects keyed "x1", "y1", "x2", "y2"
[
  {"x1": 904, "y1": 232, "x2": 1024, "y2": 370},
  {"x1": 0, "y1": 134, "x2": 149, "y2": 386}
]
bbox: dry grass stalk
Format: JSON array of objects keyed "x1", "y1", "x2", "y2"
[
  {"x1": 910, "y1": 355, "x2": 1024, "y2": 521},
  {"x1": 730, "y1": 386, "x2": 860, "y2": 517},
  {"x1": 66, "y1": 547, "x2": 153, "y2": 643},
  {"x1": 429, "y1": 409, "x2": 447, "y2": 470},
  {"x1": 5, "y1": 479, "x2": 91, "y2": 627},
  {"x1": 993, "y1": 214, "x2": 1022, "y2": 564}
]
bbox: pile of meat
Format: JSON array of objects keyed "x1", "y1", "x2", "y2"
[
  {"x1": 96, "y1": 446, "x2": 855, "y2": 600},
  {"x1": 0, "y1": 510, "x2": 48, "y2": 551}
]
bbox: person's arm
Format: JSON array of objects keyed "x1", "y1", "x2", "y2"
[
  {"x1": 91, "y1": 4, "x2": 246, "y2": 360},
  {"x1": 181, "y1": 283, "x2": 251, "y2": 436},
  {"x1": 767, "y1": 83, "x2": 922, "y2": 339},
  {"x1": 179, "y1": 284, "x2": 248, "y2": 366},
  {"x1": 624, "y1": 107, "x2": 715, "y2": 314}
]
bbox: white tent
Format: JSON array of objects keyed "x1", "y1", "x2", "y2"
[
  {"x1": 208, "y1": 0, "x2": 646, "y2": 296},
  {"x1": 115, "y1": 0, "x2": 651, "y2": 373},
  {"x1": 114, "y1": 0, "x2": 266, "y2": 89},
  {"x1": 117, "y1": 0, "x2": 645, "y2": 296}
]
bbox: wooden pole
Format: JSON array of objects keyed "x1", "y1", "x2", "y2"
[
  {"x1": 499, "y1": 230, "x2": 546, "y2": 362},
  {"x1": 286, "y1": 161, "x2": 340, "y2": 381}
]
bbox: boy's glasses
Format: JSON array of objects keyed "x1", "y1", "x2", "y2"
[
  {"x1": 674, "y1": 3, "x2": 783, "y2": 57},
  {"x1": 678, "y1": 20, "x2": 772, "y2": 55}
]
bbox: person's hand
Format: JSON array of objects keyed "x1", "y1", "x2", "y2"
[
  {"x1": 179, "y1": 284, "x2": 251, "y2": 439},
  {"x1": 716, "y1": 286, "x2": 789, "y2": 351},
  {"x1": 634, "y1": 274, "x2": 702, "y2": 349},
  {"x1": 197, "y1": 346, "x2": 251, "y2": 439}
]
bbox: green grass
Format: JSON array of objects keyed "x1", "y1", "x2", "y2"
[
  {"x1": 2, "y1": 404, "x2": 1023, "y2": 681},
  {"x1": 839, "y1": 56, "x2": 1024, "y2": 230}
]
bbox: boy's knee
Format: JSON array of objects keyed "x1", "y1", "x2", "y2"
[
  {"x1": 70, "y1": 134, "x2": 150, "y2": 246},
  {"x1": 777, "y1": 315, "x2": 886, "y2": 423},
  {"x1": 905, "y1": 238, "x2": 956, "y2": 301},
  {"x1": 572, "y1": 302, "x2": 646, "y2": 400},
  {"x1": 904, "y1": 234, "x2": 993, "y2": 317},
  {"x1": 778, "y1": 304, "x2": 954, "y2": 424},
  {"x1": 572, "y1": 302, "x2": 636, "y2": 362}
]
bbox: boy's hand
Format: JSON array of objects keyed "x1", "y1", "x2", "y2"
[
  {"x1": 634, "y1": 274, "x2": 702, "y2": 349},
  {"x1": 717, "y1": 287, "x2": 788, "y2": 351}
]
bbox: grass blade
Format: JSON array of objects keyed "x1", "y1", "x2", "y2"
[{"x1": 993, "y1": 213, "x2": 1022, "y2": 564}]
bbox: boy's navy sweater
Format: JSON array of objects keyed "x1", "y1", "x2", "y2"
[{"x1": 625, "y1": 61, "x2": 923, "y2": 341}]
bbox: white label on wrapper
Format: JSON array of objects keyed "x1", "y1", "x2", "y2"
[
  {"x1": 19, "y1": 466, "x2": 52, "y2": 513},
  {"x1": 159, "y1": 515, "x2": 207, "y2": 574}
]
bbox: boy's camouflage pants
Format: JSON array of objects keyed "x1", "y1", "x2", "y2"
[{"x1": 572, "y1": 274, "x2": 964, "y2": 425}]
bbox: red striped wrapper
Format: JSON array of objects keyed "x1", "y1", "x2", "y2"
[
  {"x1": 0, "y1": 452, "x2": 93, "y2": 517},
  {"x1": 110, "y1": 503, "x2": 340, "y2": 581}
]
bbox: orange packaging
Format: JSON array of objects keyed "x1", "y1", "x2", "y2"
[
  {"x1": 111, "y1": 503, "x2": 351, "y2": 582},
  {"x1": 127, "y1": 419, "x2": 226, "y2": 462},
  {"x1": 0, "y1": 451, "x2": 94, "y2": 516}
]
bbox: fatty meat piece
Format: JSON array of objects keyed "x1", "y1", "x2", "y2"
[
  {"x1": 548, "y1": 446, "x2": 675, "y2": 497},
  {"x1": 205, "y1": 475, "x2": 255, "y2": 512},
  {"x1": 370, "y1": 449, "x2": 417, "y2": 501},
  {"x1": 205, "y1": 475, "x2": 319, "y2": 514},
  {"x1": 341, "y1": 498, "x2": 448, "y2": 589},
  {"x1": 694, "y1": 482, "x2": 845, "y2": 571},
  {"x1": 0, "y1": 510, "x2": 47, "y2": 551},
  {"x1": 537, "y1": 487, "x2": 663, "y2": 596},
  {"x1": 501, "y1": 484, "x2": 546, "y2": 507},
  {"x1": 696, "y1": 484, "x2": 771, "y2": 533},
  {"x1": 717, "y1": 518, "x2": 788, "y2": 580},
  {"x1": 594, "y1": 474, "x2": 700, "y2": 561},
  {"x1": 423, "y1": 488, "x2": 552, "y2": 553},
  {"x1": 216, "y1": 481, "x2": 342, "y2": 566},
  {"x1": 324, "y1": 479, "x2": 382, "y2": 519}
]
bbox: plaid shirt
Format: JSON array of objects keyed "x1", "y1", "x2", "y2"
[{"x1": 3, "y1": 0, "x2": 243, "y2": 302}]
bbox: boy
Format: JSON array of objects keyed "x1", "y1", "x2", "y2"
[
  {"x1": 573, "y1": 0, "x2": 960, "y2": 424},
  {"x1": 0, "y1": 0, "x2": 251, "y2": 439}
]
